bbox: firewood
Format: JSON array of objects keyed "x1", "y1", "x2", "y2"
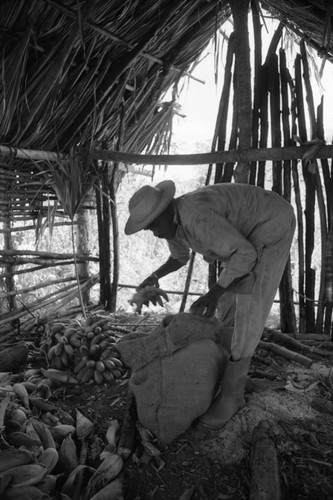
[
  {"x1": 259, "y1": 341, "x2": 312, "y2": 367},
  {"x1": 250, "y1": 420, "x2": 281, "y2": 500},
  {"x1": 263, "y1": 328, "x2": 332, "y2": 357}
]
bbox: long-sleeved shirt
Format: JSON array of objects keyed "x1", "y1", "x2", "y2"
[{"x1": 166, "y1": 183, "x2": 294, "y2": 289}]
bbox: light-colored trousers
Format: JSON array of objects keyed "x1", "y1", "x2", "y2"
[{"x1": 216, "y1": 204, "x2": 296, "y2": 361}]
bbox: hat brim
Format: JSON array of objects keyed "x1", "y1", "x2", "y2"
[{"x1": 125, "y1": 180, "x2": 175, "y2": 235}]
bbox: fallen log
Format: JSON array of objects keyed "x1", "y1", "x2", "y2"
[
  {"x1": 250, "y1": 420, "x2": 281, "y2": 500},
  {"x1": 263, "y1": 328, "x2": 332, "y2": 358},
  {"x1": 258, "y1": 341, "x2": 313, "y2": 367}
]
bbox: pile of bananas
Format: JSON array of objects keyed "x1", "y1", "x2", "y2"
[
  {"x1": 0, "y1": 373, "x2": 125, "y2": 499},
  {"x1": 42, "y1": 315, "x2": 127, "y2": 385}
]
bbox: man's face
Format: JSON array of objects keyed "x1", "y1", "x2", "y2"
[{"x1": 145, "y1": 209, "x2": 177, "y2": 240}]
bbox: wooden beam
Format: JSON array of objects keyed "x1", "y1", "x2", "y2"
[{"x1": 0, "y1": 143, "x2": 331, "y2": 167}]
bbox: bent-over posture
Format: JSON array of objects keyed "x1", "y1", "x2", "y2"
[{"x1": 125, "y1": 180, "x2": 296, "y2": 429}]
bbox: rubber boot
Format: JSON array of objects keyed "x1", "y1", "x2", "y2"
[{"x1": 198, "y1": 356, "x2": 252, "y2": 430}]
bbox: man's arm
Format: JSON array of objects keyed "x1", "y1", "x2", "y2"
[
  {"x1": 139, "y1": 257, "x2": 185, "y2": 288},
  {"x1": 190, "y1": 274, "x2": 254, "y2": 318}
]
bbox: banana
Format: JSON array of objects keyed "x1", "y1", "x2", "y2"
[
  {"x1": 61, "y1": 351, "x2": 70, "y2": 367},
  {"x1": 86, "y1": 359, "x2": 96, "y2": 368},
  {"x1": 0, "y1": 449, "x2": 35, "y2": 473},
  {"x1": 55, "y1": 407, "x2": 75, "y2": 426},
  {"x1": 63, "y1": 327, "x2": 78, "y2": 339},
  {"x1": 69, "y1": 334, "x2": 82, "y2": 347},
  {"x1": 84, "y1": 316, "x2": 93, "y2": 328},
  {"x1": 103, "y1": 359, "x2": 116, "y2": 371},
  {"x1": 41, "y1": 368, "x2": 78, "y2": 384},
  {"x1": 63, "y1": 343, "x2": 74, "y2": 357},
  {"x1": 50, "y1": 424, "x2": 76, "y2": 441},
  {"x1": 103, "y1": 371, "x2": 115, "y2": 384},
  {"x1": 85, "y1": 454, "x2": 123, "y2": 498},
  {"x1": 13, "y1": 382, "x2": 30, "y2": 409},
  {"x1": 25, "y1": 419, "x2": 43, "y2": 446},
  {"x1": 55, "y1": 342, "x2": 63, "y2": 356},
  {"x1": 24, "y1": 368, "x2": 41, "y2": 380},
  {"x1": 36, "y1": 382, "x2": 52, "y2": 400},
  {"x1": 107, "y1": 357, "x2": 124, "y2": 368},
  {"x1": 95, "y1": 360, "x2": 106, "y2": 372},
  {"x1": 100, "y1": 348, "x2": 115, "y2": 360},
  {"x1": 74, "y1": 356, "x2": 88, "y2": 374},
  {"x1": 41, "y1": 412, "x2": 60, "y2": 426},
  {"x1": 54, "y1": 355, "x2": 64, "y2": 370},
  {"x1": 38, "y1": 447, "x2": 59, "y2": 472},
  {"x1": 47, "y1": 344, "x2": 57, "y2": 361},
  {"x1": 80, "y1": 345, "x2": 90, "y2": 357},
  {"x1": 50, "y1": 322, "x2": 66, "y2": 335},
  {"x1": 21, "y1": 380, "x2": 37, "y2": 393},
  {"x1": 90, "y1": 333, "x2": 106, "y2": 346},
  {"x1": 77, "y1": 366, "x2": 94, "y2": 384},
  {"x1": 76, "y1": 409, "x2": 94, "y2": 439},
  {"x1": 94, "y1": 369, "x2": 104, "y2": 385},
  {"x1": 54, "y1": 332, "x2": 63, "y2": 343},
  {"x1": 90, "y1": 344, "x2": 100, "y2": 357},
  {"x1": 58, "y1": 433, "x2": 78, "y2": 472},
  {"x1": 6, "y1": 431, "x2": 41, "y2": 448},
  {"x1": 111, "y1": 369, "x2": 123, "y2": 379},
  {"x1": 31, "y1": 418, "x2": 56, "y2": 449}
]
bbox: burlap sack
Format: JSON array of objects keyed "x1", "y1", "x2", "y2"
[{"x1": 117, "y1": 313, "x2": 227, "y2": 444}]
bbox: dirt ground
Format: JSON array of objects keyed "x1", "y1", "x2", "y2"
[
  {"x1": 37, "y1": 311, "x2": 333, "y2": 500},
  {"x1": 5, "y1": 310, "x2": 330, "y2": 500}
]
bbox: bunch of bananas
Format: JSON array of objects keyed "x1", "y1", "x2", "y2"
[
  {"x1": 0, "y1": 378, "x2": 125, "y2": 499},
  {"x1": 42, "y1": 315, "x2": 126, "y2": 385},
  {"x1": 129, "y1": 285, "x2": 169, "y2": 314}
]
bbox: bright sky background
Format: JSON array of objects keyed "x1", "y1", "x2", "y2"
[{"x1": 154, "y1": 16, "x2": 333, "y2": 184}]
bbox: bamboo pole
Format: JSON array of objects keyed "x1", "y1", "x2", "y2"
[
  {"x1": 249, "y1": 0, "x2": 262, "y2": 185},
  {"x1": 279, "y1": 48, "x2": 297, "y2": 333},
  {"x1": 230, "y1": 0, "x2": 252, "y2": 183},
  {"x1": 212, "y1": 31, "x2": 235, "y2": 183},
  {"x1": 295, "y1": 53, "x2": 316, "y2": 332},
  {"x1": 0, "y1": 221, "x2": 75, "y2": 233},
  {"x1": 1, "y1": 143, "x2": 332, "y2": 166},
  {"x1": 0, "y1": 275, "x2": 78, "y2": 299},
  {"x1": 0, "y1": 249, "x2": 97, "y2": 259},
  {"x1": 109, "y1": 100, "x2": 126, "y2": 312},
  {"x1": 0, "y1": 260, "x2": 87, "y2": 280}
]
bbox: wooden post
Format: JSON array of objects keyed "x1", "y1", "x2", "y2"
[{"x1": 230, "y1": 0, "x2": 252, "y2": 184}]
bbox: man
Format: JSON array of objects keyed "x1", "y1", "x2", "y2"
[{"x1": 125, "y1": 180, "x2": 296, "y2": 429}]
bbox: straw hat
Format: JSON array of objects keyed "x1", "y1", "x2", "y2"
[{"x1": 125, "y1": 180, "x2": 176, "y2": 235}]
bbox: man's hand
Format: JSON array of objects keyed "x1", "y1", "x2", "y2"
[
  {"x1": 190, "y1": 283, "x2": 225, "y2": 318},
  {"x1": 138, "y1": 273, "x2": 159, "y2": 289}
]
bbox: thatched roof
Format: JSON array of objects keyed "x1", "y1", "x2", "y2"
[
  {"x1": 0, "y1": 0, "x2": 332, "y2": 227},
  {"x1": 0, "y1": 0, "x2": 332, "y2": 157}
]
